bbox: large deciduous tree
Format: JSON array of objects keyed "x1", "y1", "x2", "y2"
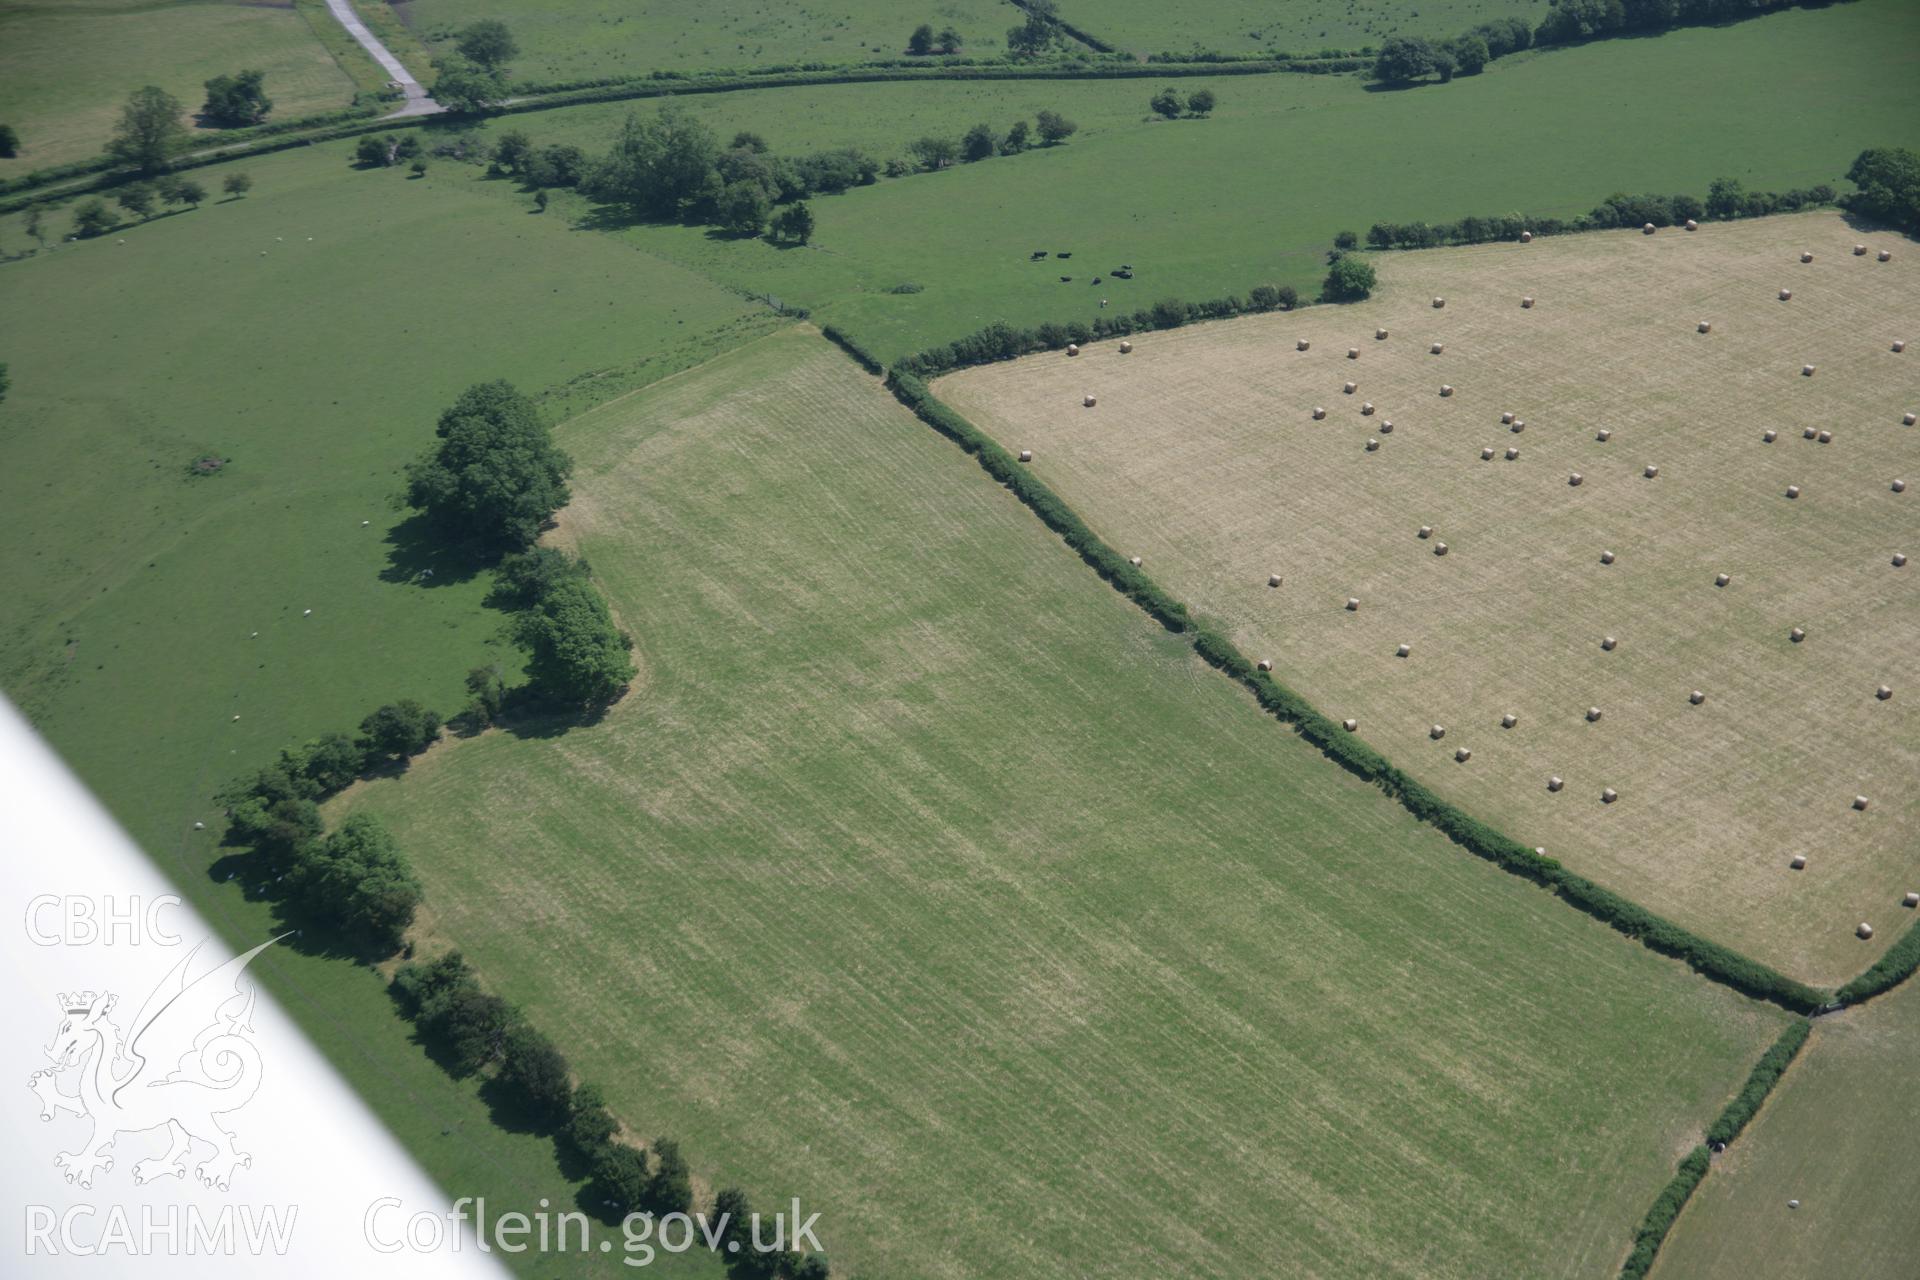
[
  {"x1": 403, "y1": 381, "x2": 572, "y2": 551},
  {"x1": 107, "y1": 86, "x2": 189, "y2": 174}
]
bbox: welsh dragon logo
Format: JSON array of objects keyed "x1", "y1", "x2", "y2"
[{"x1": 26, "y1": 937, "x2": 279, "y2": 1191}]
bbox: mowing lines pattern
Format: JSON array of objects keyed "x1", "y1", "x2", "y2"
[
  {"x1": 937, "y1": 210, "x2": 1920, "y2": 988},
  {"x1": 346, "y1": 327, "x2": 1784, "y2": 1280}
]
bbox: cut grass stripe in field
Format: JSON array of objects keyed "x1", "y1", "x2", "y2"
[{"x1": 343, "y1": 326, "x2": 1788, "y2": 1279}]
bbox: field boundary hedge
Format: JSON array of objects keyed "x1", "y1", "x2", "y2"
[
  {"x1": 1619, "y1": 1146, "x2": 1710, "y2": 1279},
  {"x1": 1834, "y1": 916, "x2": 1920, "y2": 1007},
  {"x1": 1706, "y1": 1020, "x2": 1811, "y2": 1146},
  {"x1": 878, "y1": 356, "x2": 1827, "y2": 1015}
]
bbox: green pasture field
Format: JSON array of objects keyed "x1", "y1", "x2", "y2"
[
  {"x1": 937, "y1": 209, "x2": 1920, "y2": 987},
  {"x1": 1653, "y1": 977, "x2": 1920, "y2": 1278},
  {"x1": 393, "y1": 0, "x2": 1024, "y2": 85},
  {"x1": 1053, "y1": 0, "x2": 1547, "y2": 58},
  {"x1": 340, "y1": 324, "x2": 1787, "y2": 1280},
  {"x1": 480, "y1": 0, "x2": 1920, "y2": 361},
  {"x1": 0, "y1": 0, "x2": 363, "y2": 176},
  {"x1": 0, "y1": 135, "x2": 773, "y2": 1276}
]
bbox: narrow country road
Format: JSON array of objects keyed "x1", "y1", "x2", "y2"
[{"x1": 323, "y1": 0, "x2": 442, "y2": 118}]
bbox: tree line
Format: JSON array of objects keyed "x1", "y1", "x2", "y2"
[{"x1": 1375, "y1": 0, "x2": 1858, "y2": 85}]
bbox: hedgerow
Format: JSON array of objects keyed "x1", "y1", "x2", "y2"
[
  {"x1": 1706, "y1": 1020, "x2": 1811, "y2": 1146},
  {"x1": 1619, "y1": 1146, "x2": 1710, "y2": 1279},
  {"x1": 882, "y1": 361, "x2": 1829, "y2": 1015},
  {"x1": 821, "y1": 324, "x2": 884, "y2": 374},
  {"x1": 1834, "y1": 916, "x2": 1920, "y2": 1007}
]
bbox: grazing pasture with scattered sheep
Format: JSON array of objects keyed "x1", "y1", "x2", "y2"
[{"x1": 939, "y1": 209, "x2": 1919, "y2": 986}]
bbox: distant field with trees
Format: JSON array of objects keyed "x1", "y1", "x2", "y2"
[{"x1": 0, "y1": 0, "x2": 362, "y2": 173}]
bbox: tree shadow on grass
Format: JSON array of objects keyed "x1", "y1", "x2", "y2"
[{"x1": 379, "y1": 513, "x2": 492, "y2": 588}]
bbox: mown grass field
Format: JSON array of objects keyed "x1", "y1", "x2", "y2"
[
  {"x1": 938, "y1": 210, "x2": 1920, "y2": 987},
  {"x1": 0, "y1": 135, "x2": 772, "y2": 1277},
  {"x1": 0, "y1": 0, "x2": 362, "y2": 175},
  {"x1": 394, "y1": 0, "x2": 1023, "y2": 84},
  {"x1": 1653, "y1": 977, "x2": 1920, "y2": 1278},
  {"x1": 1052, "y1": 0, "x2": 1544, "y2": 57},
  {"x1": 341, "y1": 325, "x2": 1788, "y2": 1280},
  {"x1": 481, "y1": 0, "x2": 1920, "y2": 361}
]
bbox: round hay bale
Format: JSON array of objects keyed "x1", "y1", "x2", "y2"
[
  {"x1": 1066, "y1": 343, "x2": 1080, "y2": 356},
  {"x1": 1763, "y1": 429, "x2": 1778, "y2": 442},
  {"x1": 1858, "y1": 922, "x2": 1874, "y2": 939},
  {"x1": 1716, "y1": 572, "x2": 1731, "y2": 587},
  {"x1": 1418, "y1": 525, "x2": 1433, "y2": 539},
  {"x1": 1855, "y1": 244, "x2": 1868, "y2": 256},
  {"x1": 1643, "y1": 223, "x2": 1656, "y2": 235},
  {"x1": 1877, "y1": 684, "x2": 1893, "y2": 700},
  {"x1": 1346, "y1": 596, "x2": 1360, "y2": 611},
  {"x1": 1644, "y1": 464, "x2": 1660, "y2": 478},
  {"x1": 1786, "y1": 485, "x2": 1801, "y2": 499},
  {"x1": 1269, "y1": 573, "x2": 1284, "y2": 587},
  {"x1": 1343, "y1": 717, "x2": 1358, "y2": 731},
  {"x1": 1361, "y1": 402, "x2": 1375, "y2": 415},
  {"x1": 1894, "y1": 341, "x2": 1907, "y2": 354},
  {"x1": 1801, "y1": 251, "x2": 1813, "y2": 263},
  {"x1": 1481, "y1": 447, "x2": 1495, "y2": 460},
  {"x1": 1455, "y1": 747, "x2": 1472, "y2": 762},
  {"x1": 1344, "y1": 380, "x2": 1358, "y2": 393},
  {"x1": 1587, "y1": 706, "x2": 1603, "y2": 722},
  {"x1": 1569, "y1": 472, "x2": 1584, "y2": 486},
  {"x1": 1501, "y1": 411, "x2": 1515, "y2": 424},
  {"x1": 1430, "y1": 724, "x2": 1446, "y2": 740},
  {"x1": 1521, "y1": 296, "x2": 1535, "y2": 309},
  {"x1": 1803, "y1": 427, "x2": 1819, "y2": 440},
  {"x1": 1880, "y1": 249, "x2": 1892, "y2": 262},
  {"x1": 1313, "y1": 406, "x2": 1327, "y2": 420},
  {"x1": 1548, "y1": 775, "x2": 1564, "y2": 792},
  {"x1": 1818, "y1": 430, "x2": 1832, "y2": 444},
  {"x1": 1600, "y1": 549, "x2": 1616, "y2": 564},
  {"x1": 1376, "y1": 327, "x2": 1389, "y2": 340},
  {"x1": 1894, "y1": 553, "x2": 1908, "y2": 567},
  {"x1": 1780, "y1": 288, "x2": 1793, "y2": 301},
  {"x1": 1790, "y1": 855, "x2": 1807, "y2": 870},
  {"x1": 1596, "y1": 429, "x2": 1611, "y2": 442},
  {"x1": 1906, "y1": 892, "x2": 1919, "y2": 908},
  {"x1": 1433, "y1": 297, "x2": 1445, "y2": 308},
  {"x1": 1434, "y1": 541, "x2": 1449, "y2": 555},
  {"x1": 1601, "y1": 635, "x2": 1617, "y2": 651},
  {"x1": 1396, "y1": 643, "x2": 1411, "y2": 657},
  {"x1": 1520, "y1": 230, "x2": 1533, "y2": 243},
  {"x1": 1297, "y1": 338, "x2": 1311, "y2": 351},
  {"x1": 1502, "y1": 713, "x2": 1517, "y2": 728},
  {"x1": 1602, "y1": 786, "x2": 1619, "y2": 803},
  {"x1": 1802, "y1": 364, "x2": 1816, "y2": 377},
  {"x1": 1894, "y1": 479, "x2": 1908, "y2": 493},
  {"x1": 1257, "y1": 658, "x2": 1273, "y2": 672},
  {"x1": 1380, "y1": 420, "x2": 1394, "y2": 433},
  {"x1": 1440, "y1": 384, "x2": 1455, "y2": 397},
  {"x1": 1904, "y1": 412, "x2": 1917, "y2": 425},
  {"x1": 1019, "y1": 449, "x2": 1033, "y2": 462},
  {"x1": 1854, "y1": 795, "x2": 1870, "y2": 810},
  {"x1": 1690, "y1": 690, "x2": 1706, "y2": 705},
  {"x1": 1128, "y1": 555, "x2": 1142, "y2": 567},
  {"x1": 1365, "y1": 437, "x2": 1381, "y2": 452},
  {"x1": 1698, "y1": 320, "x2": 1712, "y2": 333},
  {"x1": 1119, "y1": 340, "x2": 1133, "y2": 353},
  {"x1": 1791, "y1": 626, "x2": 1806, "y2": 642},
  {"x1": 1431, "y1": 342, "x2": 1445, "y2": 355},
  {"x1": 1506, "y1": 446, "x2": 1520, "y2": 461},
  {"x1": 1512, "y1": 421, "x2": 1526, "y2": 434},
  {"x1": 1684, "y1": 219, "x2": 1698, "y2": 231},
  {"x1": 1348, "y1": 347, "x2": 1360, "y2": 360},
  {"x1": 1084, "y1": 394, "x2": 1097, "y2": 407}
]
